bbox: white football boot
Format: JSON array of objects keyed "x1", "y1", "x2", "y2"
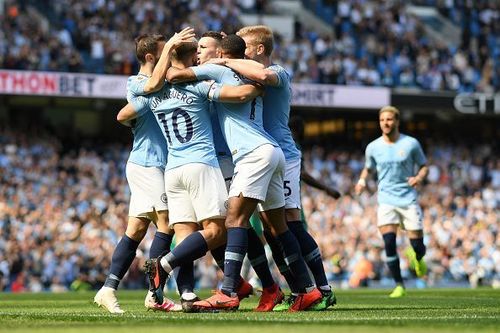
[{"x1": 94, "y1": 287, "x2": 125, "y2": 314}]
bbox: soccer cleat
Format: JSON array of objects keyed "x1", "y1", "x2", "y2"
[
  {"x1": 180, "y1": 292, "x2": 200, "y2": 313},
  {"x1": 414, "y1": 258, "x2": 427, "y2": 278},
  {"x1": 193, "y1": 290, "x2": 240, "y2": 311},
  {"x1": 389, "y1": 285, "x2": 407, "y2": 298},
  {"x1": 308, "y1": 289, "x2": 337, "y2": 311},
  {"x1": 289, "y1": 288, "x2": 322, "y2": 312},
  {"x1": 143, "y1": 257, "x2": 169, "y2": 305},
  {"x1": 236, "y1": 278, "x2": 253, "y2": 301},
  {"x1": 273, "y1": 294, "x2": 295, "y2": 312},
  {"x1": 144, "y1": 290, "x2": 182, "y2": 312},
  {"x1": 254, "y1": 283, "x2": 284, "y2": 312},
  {"x1": 94, "y1": 287, "x2": 125, "y2": 314}
]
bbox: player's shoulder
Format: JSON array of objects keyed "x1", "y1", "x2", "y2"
[
  {"x1": 127, "y1": 74, "x2": 147, "y2": 83},
  {"x1": 269, "y1": 63, "x2": 291, "y2": 76},
  {"x1": 268, "y1": 63, "x2": 285, "y2": 72},
  {"x1": 400, "y1": 133, "x2": 420, "y2": 145},
  {"x1": 367, "y1": 136, "x2": 383, "y2": 149},
  {"x1": 179, "y1": 80, "x2": 212, "y2": 94},
  {"x1": 200, "y1": 63, "x2": 228, "y2": 73}
]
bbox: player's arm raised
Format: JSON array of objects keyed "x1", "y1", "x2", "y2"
[
  {"x1": 143, "y1": 27, "x2": 195, "y2": 93},
  {"x1": 166, "y1": 67, "x2": 197, "y2": 83},
  {"x1": 211, "y1": 58, "x2": 279, "y2": 86},
  {"x1": 213, "y1": 83, "x2": 263, "y2": 103},
  {"x1": 167, "y1": 63, "x2": 226, "y2": 84}
]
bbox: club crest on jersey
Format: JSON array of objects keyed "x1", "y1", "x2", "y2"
[
  {"x1": 161, "y1": 193, "x2": 168, "y2": 204},
  {"x1": 398, "y1": 149, "x2": 406, "y2": 158}
]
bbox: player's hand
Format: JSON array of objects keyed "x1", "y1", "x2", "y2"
[
  {"x1": 354, "y1": 179, "x2": 366, "y2": 195},
  {"x1": 326, "y1": 188, "x2": 341, "y2": 199},
  {"x1": 407, "y1": 176, "x2": 422, "y2": 188},
  {"x1": 167, "y1": 27, "x2": 196, "y2": 49}
]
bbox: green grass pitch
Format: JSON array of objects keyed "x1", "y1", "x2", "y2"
[{"x1": 1, "y1": 289, "x2": 499, "y2": 333}]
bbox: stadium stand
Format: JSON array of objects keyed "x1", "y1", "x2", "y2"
[{"x1": 1, "y1": 0, "x2": 498, "y2": 91}]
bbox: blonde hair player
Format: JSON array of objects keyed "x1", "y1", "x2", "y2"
[{"x1": 355, "y1": 105, "x2": 429, "y2": 298}]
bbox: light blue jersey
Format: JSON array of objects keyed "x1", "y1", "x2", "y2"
[
  {"x1": 192, "y1": 64, "x2": 278, "y2": 163},
  {"x1": 209, "y1": 103, "x2": 231, "y2": 158},
  {"x1": 365, "y1": 134, "x2": 427, "y2": 207},
  {"x1": 132, "y1": 79, "x2": 219, "y2": 171},
  {"x1": 263, "y1": 64, "x2": 301, "y2": 161},
  {"x1": 126, "y1": 74, "x2": 167, "y2": 168}
]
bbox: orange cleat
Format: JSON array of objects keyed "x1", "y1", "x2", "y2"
[
  {"x1": 193, "y1": 290, "x2": 240, "y2": 311},
  {"x1": 289, "y1": 288, "x2": 322, "y2": 312},
  {"x1": 254, "y1": 283, "x2": 284, "y2": 312}
]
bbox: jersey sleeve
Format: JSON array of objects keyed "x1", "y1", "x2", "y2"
[
  {"x1": 208, "y1": 82, "x2": 222, "y2": 101},
  {"x1": 412, "y1": 139, "x2": 427, "y2": 166},
  {"x1": 192, "y1": 64, "x2": 227, "y2": 82},
  {"x1": 268, "y1": 65, "x2": 290, "y2": 88},
  {"x1": 129, "y1": 95, "x2": 150, "y2": 116},
  {"x1": 194, "y1": 81, "x2": 214, "y2": 98},
  {"x1": 127, "y1": 76, "x2": 148, "y2": 95}
]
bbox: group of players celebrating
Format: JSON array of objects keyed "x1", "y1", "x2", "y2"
[{"x1": 94, "y1": 24, "x2": 429, "y2": 314}]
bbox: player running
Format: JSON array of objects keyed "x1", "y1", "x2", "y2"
[{"x1": 355, "y1": 105, "x2": 428, "y2": 298}]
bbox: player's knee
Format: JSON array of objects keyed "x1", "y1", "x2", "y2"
[
  {"x1": 204, "y1": 224, "x2": 226, "y2": 246},
  {"x1": 125, "y1": 227, "x2": 147, "y2": 241},
  {"x1": 382, "y1": 232, "x2": 397, "y2": 257},
  {"x1": 156, "y1": 213, "x2": 170, "y2": 232},
  {"x1": 125, "y1": 218, "x2": 149, "y2": 241},
  {"x1": 225, "y1": 215, "x2": 248, "y2": 228}
]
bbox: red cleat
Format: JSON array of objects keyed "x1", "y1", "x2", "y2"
[
  {"x1": 193, "y1": 290, "x2": 240, "y2": 311},
  {"x1": 289, "y1": 288, "x2": 322, "y2": 312},
  {"x1": 254, "y1": 283, "x2": 284, "y2": 312},
  {"x1": 236, "y1": 278, "x2": 253, "y2": 300}
]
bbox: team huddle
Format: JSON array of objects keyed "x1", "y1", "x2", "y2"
[{"x1": 93, "y1": 24, "x2": 429, "y2": 314}]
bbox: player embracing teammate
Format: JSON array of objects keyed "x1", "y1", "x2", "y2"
[{"x1": 97, "y1": 25, "x2": 341, "y2": 314}]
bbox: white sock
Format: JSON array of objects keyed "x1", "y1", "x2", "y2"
[{"x1": 160, "y1": 256, "x2": 173, "y2": 273}]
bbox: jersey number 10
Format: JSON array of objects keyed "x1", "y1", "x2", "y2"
[{"x1": 156, "y1": 109, "x2": 194, "y2": 145}]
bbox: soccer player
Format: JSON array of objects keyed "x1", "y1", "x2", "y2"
[
  {"x1": 212, "y1": 26, "x2": 337, "y2": 310},
  {"x1": 167, "y1": 34, "x2": 322, "y2": 312},
  {"x1": 355, "y1": 105, "x2": 428, "y2": 298},
  {"x1": 94, "y1": 30, "x2": 195, "y2": 314},
  {"x1": 134, "y1": 38, "x2": 263, "y2": 311},
  {"x1": 195, "y1": 31, "x2": 284, "y2": 312}
]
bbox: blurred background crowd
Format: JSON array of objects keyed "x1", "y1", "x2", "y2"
[
  {"x1": 0, "y1": 126, "x2": 498, "y2": 292},
  {"x1": 1, "y1": 0, "x2": 499, "y2": 92}
]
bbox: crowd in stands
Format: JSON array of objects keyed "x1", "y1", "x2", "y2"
[
  {"x1": 0, "y1": 126, "x2": 498, "y2": 292},
  {"x1": 1, "y1": 0, "x2": 499, "y2": 92}
]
